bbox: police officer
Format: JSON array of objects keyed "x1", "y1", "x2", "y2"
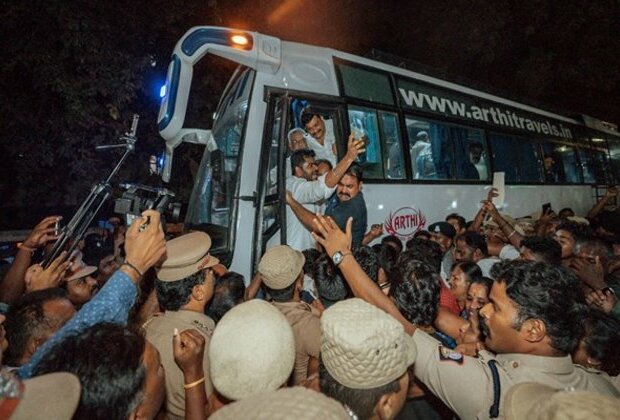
[
  {"x1": 311, "y1": 214, "x2": 620, "y2": 420},
  {"x1": 143, "y1": 231, "x2": 220, "y2": 419}
]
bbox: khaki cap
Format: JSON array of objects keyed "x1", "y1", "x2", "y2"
[
  {"x1": 66, "y1": 265, "x2": 97, "y2": 282},
  {"x1": 258, "y1": 245, "x2": 305, "y2": 290},
  {"x1": 505, "y1": 382, "x2": 620, "y2": 420},
  {"x1": 210, "y1": 387, "x2": 349, "y2": 420},
  {"x1": 157, "y1": 231, "x2": 219, "y2": 281},
  {"x1": 209, "y1": 299, "x2": 295, "y2": 401},
  {"x1": 321, "y1": 298, "x2": 416, "y2": 390},
  {"x1": 7, "y1": 371, "x2": 81, "y2": 420}
]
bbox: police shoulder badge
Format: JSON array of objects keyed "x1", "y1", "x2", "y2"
[{"x1": 438, "y1": 346, "x2": 464, "y2": 364}]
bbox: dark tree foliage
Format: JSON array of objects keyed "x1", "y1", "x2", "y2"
[{"x1": 0, "y1": 0, "x2": 223, "y2": 226}]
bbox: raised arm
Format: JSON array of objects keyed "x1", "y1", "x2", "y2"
[
  {"x1": 0, "y1": 216, "x2": 60, "y2": 304},
  {"x1": 19, "y1": 210, "x2": 166, "y2": 378},
  {"x1": 587, "y1": 186, "x2": 617, "y2": 219},
  {"x1": 324, "y1": 133, "x2": 365, "y2": 188},
  {"x1": 173, "y1": 329, "x2": 208, "y2": 420},
  {"x1": 286, "y1": 190, "x2": 318, "y2": 232},
  {"x1": 312, "y1": 215, "x2": 416, "y2": 335}
]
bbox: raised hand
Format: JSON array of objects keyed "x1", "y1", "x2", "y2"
[
  {"x1": 345, "y1": 132, "x2": 366, "y2": 161},
  {"x1": 173, "y1": 328, "x2": 206, "y2": 375},
  {"x1": 124, "y1": 210, "x2": 166, "y2": 275},
  {"x1": 25, "y1": 251, "x2": 72, "y2": 292},
  {"x1": 23, "y1": 216, "x2": 62, "y2": 249},
  {"x1": 312, "y1": 215, "x2": 352, "y2": 257}
]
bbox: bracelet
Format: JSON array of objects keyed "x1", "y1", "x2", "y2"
[
  {"x1": 18, "y1": 243, "x2": 36, "y2": 253},
  {"x1": 507, "y1": 229, "x2": 517, "y2": 239},
  {"x1": 122, "y1": 261, "x2": 144, "y2": 277},
  {"x1": 183, "y1": 377, "x2": 205, "y2": 389}
]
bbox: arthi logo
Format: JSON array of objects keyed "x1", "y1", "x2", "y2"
[{"x1": 384, "y1": 207, "x2": 426, "y2": 240}]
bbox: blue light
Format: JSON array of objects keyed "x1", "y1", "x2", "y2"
[{"x1": 159, "y1": 84, "x2": 167, "y2": 98}]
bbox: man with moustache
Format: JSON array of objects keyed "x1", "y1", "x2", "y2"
[
  {"x1": 311, "y1": 218, "x2": 619, "y2": 420},
  {"x1": 324, "y1": 163, "x2": 367, "y2": 248}
]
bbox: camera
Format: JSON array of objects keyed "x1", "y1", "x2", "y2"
[{"x1": 114, "y1": 183, "x2": 181, "y2": 227}]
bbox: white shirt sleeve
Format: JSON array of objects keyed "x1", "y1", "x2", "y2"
[{"x1": 287, "y1": 176, "x2": 332, "y2": 204}]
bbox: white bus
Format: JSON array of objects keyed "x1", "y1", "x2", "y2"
[{"x1": 157, "y1": 26, "x2": 620, "y2": 280}]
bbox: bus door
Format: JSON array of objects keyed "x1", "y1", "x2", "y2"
[{"x1": 251, "y1": 91, "x2": 346, "y2": 271}]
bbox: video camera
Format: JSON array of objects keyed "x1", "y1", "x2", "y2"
[{"x1": 114, "y1": 183, "x2": 181, "y2": 227}]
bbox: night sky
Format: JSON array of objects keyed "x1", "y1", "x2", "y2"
[
  {"x1": 220, "y1": 0, "x2": 620, "y2": 125},
  {"x1": 1, "y1": 0, "x2": 619, "y2": 227}
]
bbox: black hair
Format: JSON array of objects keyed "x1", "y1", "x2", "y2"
[
  {"x1": 389, "y1": 258, "x2": 440, "y2": 325},
  {"x1": 555, "y1": 221, "x2": 592, "y2": 242},
  {"x1": 312, "y1": 254, "x2": 349, "y2": 306},
  {"x1": 412, "y1": 230, "x2": 431, "y2": 240},
  {"x1": 319, "y1": 359, "x2": 400, "y2": 420},
  {"x1": 264, "y1": 280, "x2": 298, "y2": 302},
  {"x1": 33, "y1": 323, "x2": 146, "y2": 420},
  {"x1": 376, "y1": 243, "x2": 399, "y2": 284},
  {"x1": 401, "y1": 240, "x2": 443, "y2": 273},
  {"x1": 469, "y1": 276, "x2": 494, "y2": 295},
  {"x1": 315, "y1": 159, "x2": 333, "y2": 170},
  {"x1": 451, "y1": 261, "x2": 483, "y2": 284},
  {"x1": 290, "y1": 148, "x2": 316, "y2": 176},
  {"x1": 354, "y1": 246, "x2": 379, "y2": 283},
  {"x1": 4, "y1": 288, "x2": 70, "y2": 366},
  {"x1": 345, "y1": 162, "x2": 364, "y2": 182},
  {"x1": 445, "y1": 213, "x2": 466, "y2": 231},
  {"x1": 300, "y1": 110, "x2": 320, "y2": 127},
  {"x1": 456, "y1": 231, "x2": 488, "y2": 257},
  {"x1": 520, "y1": 236, "x2": 562, "y2": 266},
  {"x1": 491, "y1": 260, "x2": 587, "y2": 354},
  {"x1": 381, "y1": 235, "x2": 403, "y2": 253},
  {"x1": 581, "y1": 310, "x2": 620, "y2": 376},
  {"x1": 206, "y1": 271, "x2": 246, "y2": 323},
  {"x1": 155, "y1": 271, "x2": 204, "y2": 311},
  {"x1": 302, "y1": 248, "x2": 321, "y2": 279},
  {"x1": 558, "y1": 207, "x2": 574, "y2": 217}
]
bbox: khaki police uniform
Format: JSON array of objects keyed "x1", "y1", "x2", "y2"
[
  {"x1": 144, "y1": 310, "x2": 215, "y2": 420},
  {"x1": 272, "y1": 301, "x2": 321, "y2": 385},
  {"x1": 412, "y1": 329, "x2": 619, "y2": 419}
]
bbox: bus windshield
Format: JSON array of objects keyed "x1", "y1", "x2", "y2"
[{"x1": 185, "y1": 66, "x2": 255, "y2": 256}]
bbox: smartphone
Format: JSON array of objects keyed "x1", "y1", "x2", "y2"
[{"x1": 542, "y1": 202, "x2": 552, "y2": 214}]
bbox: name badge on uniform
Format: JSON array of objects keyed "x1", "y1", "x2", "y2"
[{"x1": 438, "y1": 346, "x2": 464, "y2": 364}]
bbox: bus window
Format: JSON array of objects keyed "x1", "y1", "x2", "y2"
[
  {"x1": 489, "y1": 133, "x2": 543, "y2": 183},
  {"x1": 540, "y1": 142, "x2": 581, "y2": 183},
  {"x1": 337, "y1": 62, "x2": 395, "y2": 105},
  {"x1": 348, "y1": 106, "x2": 381, "y2": 178},
  {"x1": 185, "y1": 67, "x2": 255, "y2": 253},
  {"x1": 405, "y1": 117, "x2": 488, "y2": 181},
  {"x1": 608, "y1": 137, "x2": 620, "y2": 183},
  {"x1": 379, "y1": 112, "x2": 405, "y2": 179},
  {"x1": 579, "y1": 147, "x2": 611, "y2": 184}
]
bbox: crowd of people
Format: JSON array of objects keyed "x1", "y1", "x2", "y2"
[{"x1": 1, "y1": 112, "x2": 620, "y2": 419}]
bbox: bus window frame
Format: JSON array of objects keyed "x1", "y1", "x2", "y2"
[{"x1": 536, "y1": 138, "x2": 587, "y2": 185}]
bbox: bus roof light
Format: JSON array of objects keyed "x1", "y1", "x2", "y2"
[{"x1": 231, "y1": 34, "x2": 249, "y2": 46}]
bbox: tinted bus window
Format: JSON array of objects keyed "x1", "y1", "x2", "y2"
[
  {"x1": 540, "y1": 142, "x2": 581, "y2": 183},
  {"x1": 579, "y1": 147, "x2": 611, "y2": 184},
  {"x1": 608, "y1": 137, "x2": 620, "y2": 183},
  {"x1": 348, "y1": 106, "x2": 405, "y2": 180},
  {"x1": 489, "y1": 133, "x2": 543, "y2": 183},
  {"x1": 405, "y1": 117, "x2": 489, "y2": 181},
  {"x1": 338, "y1": 63, "x2": 394, "y2": 105}
]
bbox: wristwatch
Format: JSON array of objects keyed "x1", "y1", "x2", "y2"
[{"x1": 331, "y1": 251, "x2": 352, "y2": 266}]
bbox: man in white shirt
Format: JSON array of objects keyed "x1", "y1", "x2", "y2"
[
  {"x1": 285, "y1": 133, "x2": 365, "y2": 250},
  {"x1": 301, "y1": 111, "x2": 337, "y2": 167}
]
